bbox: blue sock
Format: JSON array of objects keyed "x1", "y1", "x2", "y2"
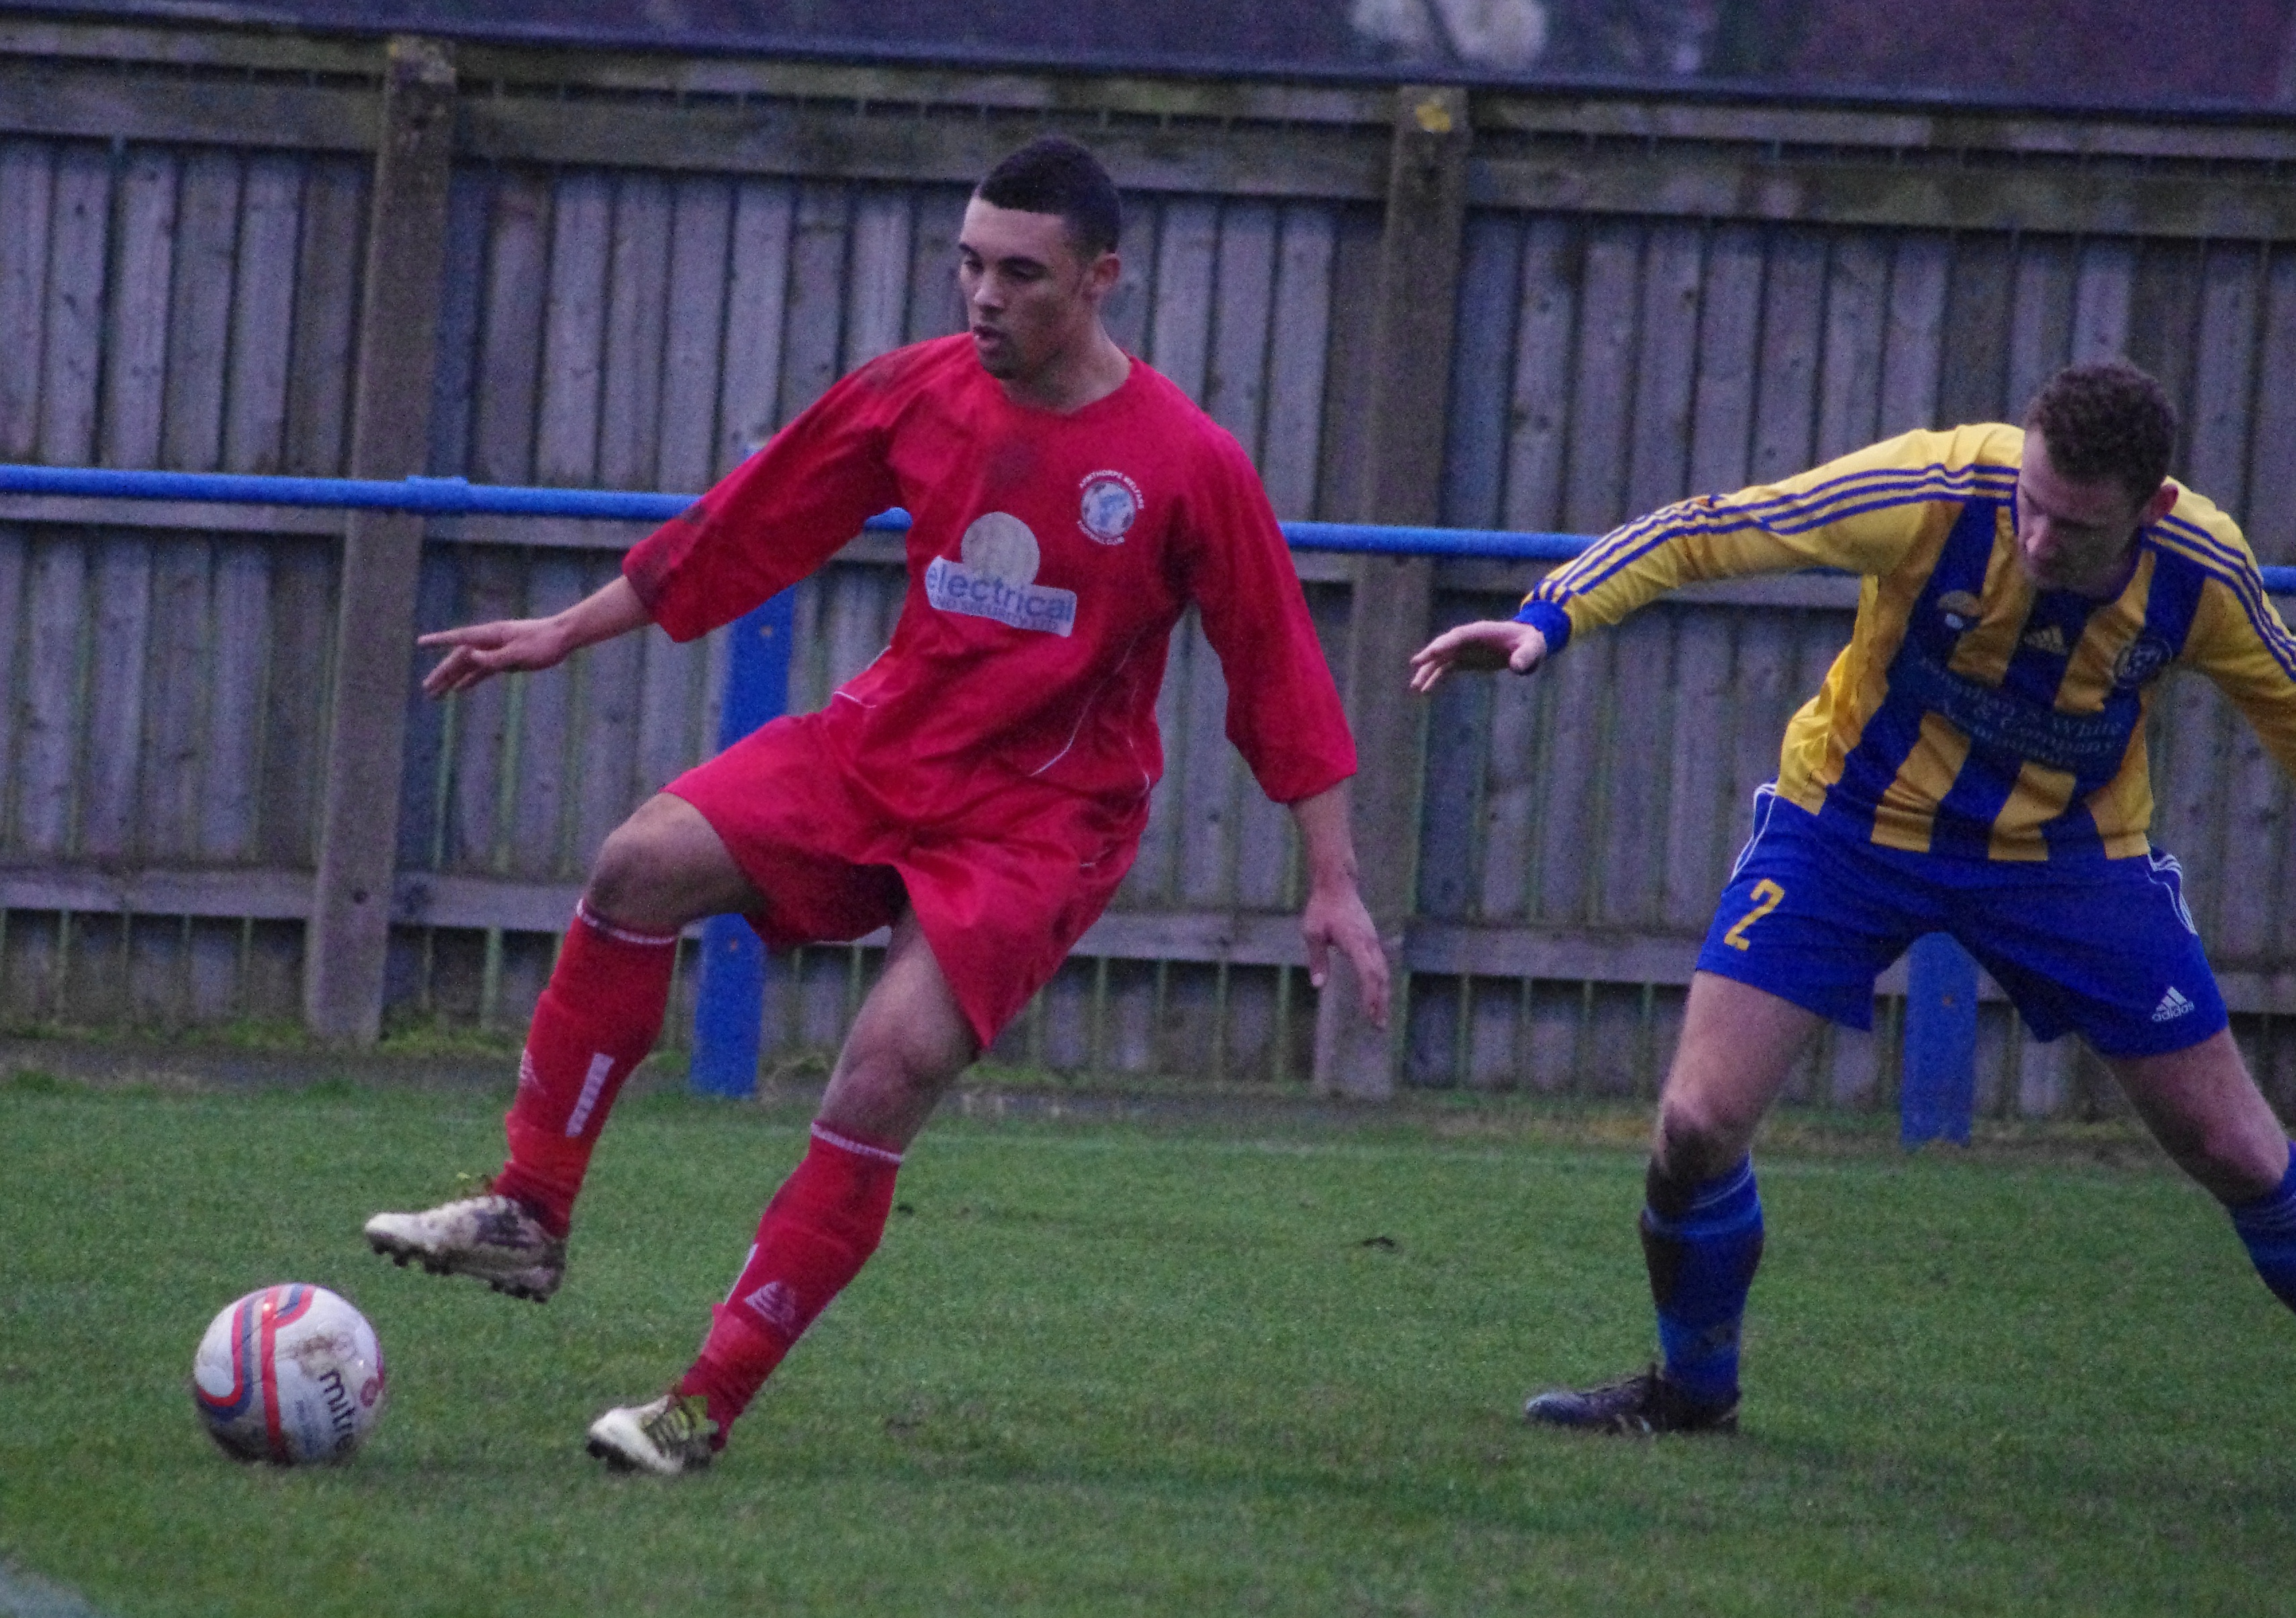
[
  {"x1": 2228, "y1": 1142, "x2": 2296, "y2": 1312},
  {"x1": 1640, "y1": 1157, "x2": 1764, "y2": 1405}
]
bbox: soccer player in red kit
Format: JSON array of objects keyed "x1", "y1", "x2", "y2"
[{"x1": 363, "y1": 136, "x2": 1390, "y2": 1475}]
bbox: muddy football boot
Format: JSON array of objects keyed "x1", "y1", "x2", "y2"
[
  {"x1": 586, "y1": 1394, "x2": 720, "y2": 1476},
  {"x1": 1522, "y1": 1363, "x2": 1739, "y2": 1435},
  {"x1": 363, "y1": 1188, "x2": 566, "y2": 1302}
]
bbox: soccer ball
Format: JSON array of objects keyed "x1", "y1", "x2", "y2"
[{"x1": 191, "y1": 1284, "x2": 387, "y2": 1464}]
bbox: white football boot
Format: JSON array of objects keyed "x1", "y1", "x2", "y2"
[
  {"x1": 586, "y1": 1393, "x2": 719, "y2": 1476},
  {"x1": 363, "y1": 1188, "x2": 566, "y2": 1302}
]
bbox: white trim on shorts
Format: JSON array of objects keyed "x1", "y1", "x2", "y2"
[
  {"x1": 1725, "y1": 782, "x2": 1785, "y2": 886},
  {"x1": 2142, "y1": 847, "x2": 2201, "y2": 936}
]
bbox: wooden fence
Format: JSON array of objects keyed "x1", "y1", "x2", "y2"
[{"x1": 5, "y1": 13, "x2": 2296, "y2": 1117}]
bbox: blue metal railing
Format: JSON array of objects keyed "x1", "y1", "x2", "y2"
[
  {"x1": 0, "y1": 463, "x2": 1598, "y2": 559},
  {"x1": 16, "y1": 459, "x2": 2274, "y2": 1140}
]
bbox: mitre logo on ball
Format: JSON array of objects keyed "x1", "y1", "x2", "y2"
[{"x1": 192, "y1": 1284, "x2": 387, "y2": 1465}]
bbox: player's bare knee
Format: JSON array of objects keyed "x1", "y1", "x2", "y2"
[
  {"x1": 824, "y1": 1039, "x2": 962, "y2": 1140},
  {"x1": 586, "y1": 815, "x2": 696, "y2": 929},
  {"x1": 889, "y1": 1024, "x2": 973, "y2": 1097},
  {"x1": 849, "y1": 1014, "x2": 970, "y2": 1095},
  {"x1": 584, "y1": 829, "x2": 657, "y2": 919},
  {"x1": 1652, "y1": 1093, "x2": 1753, "y2": 1189},
  {"x1": 2183, "y1": 1118, "x2": 2287, "y2": 1204}
]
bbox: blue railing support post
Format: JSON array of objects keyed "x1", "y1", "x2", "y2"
[
  {"x1": 687, "y1": 591, "x2": 796, "y2": 1097},
  {"x1": 1900, "y1": 932, "x2": 1980, "y2": 1146}
]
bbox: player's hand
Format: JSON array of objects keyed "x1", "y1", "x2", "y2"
[
  {"x1": 1408, "y1": 619, "x2": 1547, "y2": 694},
  {"x1": 418, "y1": 617, "x2": 578, "y2": 697},
  {"x1": 1302, "y1": 881, "x2": 1391, "y2": 1030}
]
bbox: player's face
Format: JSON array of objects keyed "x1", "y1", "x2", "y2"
[
  {"x1": 957, "y1": 198, "x2": 1117, "y2": 385},
  {"x1": 2015, "y1": 430, "x2": 2172, "y2": 596}
]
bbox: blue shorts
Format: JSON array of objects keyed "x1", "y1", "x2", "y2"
[{"x1": 1696, "y1": 787, "x2": 2228, "y2": 1058}]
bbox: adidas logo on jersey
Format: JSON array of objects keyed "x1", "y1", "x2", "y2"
[
  {"x1": 2021, "y1": 623, "x2": 2068, "y2": 656},
  {"x1": 2150, "y1": 987, "x2": 2197, "y2": 1023}
]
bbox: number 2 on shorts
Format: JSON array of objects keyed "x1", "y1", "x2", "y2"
[{"x1": 1722, "y1": 879, "x2": 1785, "y2": 951}]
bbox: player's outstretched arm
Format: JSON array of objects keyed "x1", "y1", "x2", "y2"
[
  {"x1": 419, "y1": 576, "x2": 655, "y2": 699},
  {"x1": 1408, "y1": 620, "x2": 1548, "y2": 694},
  {"x1": 1289, "y1": 781, "x2": 1391, "y2": 1030}
]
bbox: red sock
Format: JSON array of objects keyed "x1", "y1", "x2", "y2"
[
  {"x1": 674, "y1": 1124, "x2": 904, "y2": 1440},
  {"x1": 490, "y1": 899, "x2": 678, "y2": 1238}
]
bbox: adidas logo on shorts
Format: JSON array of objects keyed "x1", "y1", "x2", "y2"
[{"x1": 2151, "y1": 987, "x2": 2197, "y2": 1023}]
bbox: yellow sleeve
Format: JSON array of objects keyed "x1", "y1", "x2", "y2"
[
  {"x1": 2183, "y1": 569, "x2": 2296, "y2": 781},
  {"x1": 1518, "y1": 427, "x2": 2004, "y2": 653}
]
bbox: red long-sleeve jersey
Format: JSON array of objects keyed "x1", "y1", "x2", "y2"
[{"x1": 625, "y1": 335, "x2": 1355, "y2": 822}]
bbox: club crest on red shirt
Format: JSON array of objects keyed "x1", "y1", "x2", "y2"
[{"x1": 1078, "y1": 470, "x2": 1142, "y2": 545}]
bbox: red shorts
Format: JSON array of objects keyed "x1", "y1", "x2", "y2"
[{"x1": 665, "y1": 711, "x2": 1145, "y2": 1048}]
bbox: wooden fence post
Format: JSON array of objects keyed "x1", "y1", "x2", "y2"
[
  {"x1": 1314, "y1": 85, "x2": 1471, "y2": 1100},
  {"x1": 304, "y1": 36, "x2": 456, "y2": 1043}
]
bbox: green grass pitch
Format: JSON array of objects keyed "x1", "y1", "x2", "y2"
[{"x1": 3, "y1": 1073, "x2": 2291, "y2": 1617}]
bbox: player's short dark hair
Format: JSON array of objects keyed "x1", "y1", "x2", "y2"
[
  {"x1": 2023, "y1": 361, "x2": 2178, "y2": 502},
  {"x1": 976, "y1": 136, "x2": 1121, "y2": 259}
]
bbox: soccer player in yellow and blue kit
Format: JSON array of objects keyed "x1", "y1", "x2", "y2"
[{"x1": 1410, "y1": 361, "x2": 2296, "y2": 1433}]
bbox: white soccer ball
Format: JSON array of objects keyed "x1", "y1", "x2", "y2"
[{"x1": 191, "y1": 1284, "x2": 387, "y2": 1464}]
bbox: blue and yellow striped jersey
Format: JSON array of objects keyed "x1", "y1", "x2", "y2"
[{"x1": 1514, "y1": 424, "x2": 2296, "y2": 862}]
